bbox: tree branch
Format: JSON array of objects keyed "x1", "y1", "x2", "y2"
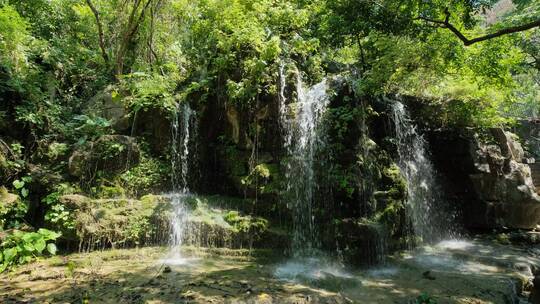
[
  {"x1": 85, "y1": 0, "x2": 109, "y2": 64},
  {"x1": 115, "y1": 0, "x2": 152, "y2": 76},
  {"x1": 418, "y1": 8, "x2": 540, "y2": 46}
]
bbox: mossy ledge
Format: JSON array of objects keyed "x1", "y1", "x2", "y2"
[{"x1": 58, "y1": 194, "x2": 288, "y2": 252}]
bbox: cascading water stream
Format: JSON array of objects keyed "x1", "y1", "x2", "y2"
[
  {"x1": 165, "y1": 102, "x2": 195, "y2": 264},
  {"x1": 171, "y1": 102, "x2": 193, "y2": 194},
  {"x1": 279, "y1": 67, "x2": 330, "y2": 257},
  {"x1": 276, "y1": 69, "x2": 356, "y2": 282},
  {"x1": 391, "y1": 100, "x2": 458, "y2": 243}
]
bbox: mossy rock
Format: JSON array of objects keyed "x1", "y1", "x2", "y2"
[
  {"x1": 68, "y1": 135, "x2": 140, "y2": 178},
  {"x1": 334, "y1": 218, "x2": 387, "y2": 266},
  {"x1": 61, "y1": 194, "x2": 281, "y2": 251}
]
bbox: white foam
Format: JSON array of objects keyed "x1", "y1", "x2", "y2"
[
  {"x1": 274, "y1": 257, "x2": 353, "y2": 282},
  {"x1": 436, "y1": 239, "x2": 474, "y2": 250}
]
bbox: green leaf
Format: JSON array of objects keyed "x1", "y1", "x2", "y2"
[
  {"x1": 3, "y1": 248, "x2": 17, "y2": 263},
  {"x1": 22, "y1": 232, "x2": 40, "y2": 243},
  {"x1": 46, "y1": 243, "x2": 57, "y2": 255},
  {"x1": 21, "y1": 188, "x2": 29, "y2": 198},
  {"x1": 23, "y1": 243, "x2": 34, "y2": 252},
  {"x1": 37, "y1": 228, "x2": 61, "y2": 240},
  {"x1": 12, "y1": 180, "x2": 24, "y2": 189},
  {"x1": 34, "y1": 238, "x2": 46, "y2": 253}
]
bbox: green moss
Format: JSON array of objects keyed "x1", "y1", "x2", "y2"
[
  {"x1": 69, "y1": 196, "x2": 169, "y2": 249},
  {"x1": 97, "y1": 184, "x2": 126, "y2": 199},
  {"x1": 224, "y1": 210, "x2": 268, "y2": 234},
  {"x1": 63, "y1": 193, "x2": 276, "y2": 251},
  {"x1": 382, "y1": 164, "x2": 407, "y2": 199},
  {"x1": 190, "y1": 199, "x2": 230, "y2": 228},
  {"x1": 241, "y1": 162, "x2": 281, "y2": 194},
  {"x1": 496, "y1": 233, "x2": 511, "y2": 245},
  {"x1": 120, "y1": 155, "x2": 170, "y2": 196}
]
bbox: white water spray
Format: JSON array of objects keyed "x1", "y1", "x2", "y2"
[
  {"x1": 165, "y1": 102, "x2": 196, "y2": 264},
  {"x1": 279, "y1": 67, "x2": 330, "y2": 256},
  {"x1": 392, "y1": 100, "x2": 458, "y2": 243}
]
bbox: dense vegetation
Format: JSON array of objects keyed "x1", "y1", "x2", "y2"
[{"x1": 0, "y1": 0, "x2": 539, "y2": 271}]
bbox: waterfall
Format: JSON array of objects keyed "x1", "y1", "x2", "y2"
[
  {"x1": 391, "y1": 100, "x2": 457, "y2": 243},
  {"x1": 167, "y1": 102, "x2": 195, "y2": 262},
  {"x1": 280, "y1": 68, "x2": 330, "y2": 256},
  {"x1": 171, "y1": 102, "x2": 194, "y2": 193}
]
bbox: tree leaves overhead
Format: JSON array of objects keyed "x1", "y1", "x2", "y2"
[{"x1": 0, "y1": 0, "x2": 538, "y2": 132}]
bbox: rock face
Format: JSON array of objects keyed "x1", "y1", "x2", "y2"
[
  {"x1": 515, "y1": 119, "x2": 540, "y2": 160},
  {"x1": 68, "y1": 135, "x2": 140, "y2": 177},
  {"x1": 334, "y1": 219, "x2": 387, "y2": 266},
  {"x1": 84, "y1": 86, "x2": 130, "y2": 132},
  {"x1": 429, "y1": 128, "x2": 540, "y2": 229},
  {"x1": 468, "y1": 128, "x2": 540, "y2": 229}
]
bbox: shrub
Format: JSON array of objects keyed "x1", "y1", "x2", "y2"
[{"x1": 0, "y1": 228, "x2": 61, "y2": 272}]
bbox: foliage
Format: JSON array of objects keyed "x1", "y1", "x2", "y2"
[
  {"x1": 12, "y1": 175, "x2": 31, "y2": 199},
  {"x1": 172, "y1": 0, "x2": 325, "y2": 106},
  {"x1": 415, "y1": 293, "x2": 437, "y2": 304},
  {"x1": 321, "y1": 91, "x2": 367, "y2": 198},
  {"x1": 43, "y1": 184, "x2": 77, "y2": 234},
  {"x1": 120, "y1": 154, "x2": 170, "y2": 196},
  {"x1": 118, "y1": 72, "x2": 179, "y2": 114},
  {"x1": 0, "y1": 187, "x2": 27, "y2": 230},
  {"x1": 0, "y1": 228, "x2": 61, "y2": 272},
  {"x1": 241, "y1": 163, "x2": 280, "y2": 194},
  {"x1": 67, "y1": 114, "x2": 111, "y2": 145},
  {"x1": 0, "y1": 5, "x2": 31, "y2": 73},
  {"x1": 0, "y1": 176, "x2": 32, "y2": 229},
  {"x1": 46, "y1": 142, "x2": 69, "y2": 160},
  {"x1": 224, "y1": 210, "x2": 268, "y2": 235},
  {"x1": 0, "y1": 0, "x2": 538, "y2": 262}
]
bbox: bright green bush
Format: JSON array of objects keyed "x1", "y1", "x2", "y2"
[
  {"x1": 43, "y1": 184, "x2": 77, "y2": 234},
  {"x1": 0, "y1": 228, "x2": 61, "y2": 272}
]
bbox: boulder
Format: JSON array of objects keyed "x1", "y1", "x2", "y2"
[
  {"x1": 468, "y1": 132, "x2": 540, "y2": 229},
  {"x1": 0, "y1": 188, "x2": 22, "y2": 229},
  {"x1": 59, "y1": 194, "x2": 92, "y2": 210},
  {"x1": 133, "y1": 108, "x2": 172, "y2": 155},
  {"x1": 490, "y1": 128, "x2": 525, "y2": 162},
  {"x1": 515, "y1": 119, "x2": 540, "y2": 160},
  {"x1": 531, "y1": 275, "x2": 540, "y2": 304},
  {"x1": 68, "y1": 135, "x2": 140, "y2": 177},
  {"x1": 333, "y1": 219, "x2": 387, "y2": 266},
  {"x1": 428, "y1": 128, "x2": 540, "y2": 229},
  {"x1": 27, "y1": 164, "x2": 63, "y2": 191},
  {"x1": 84, "y1": 86, "x2": 129, "y2": 132},
  {"x1": 0, "y1": 188, "x2": 19, "y2": 207}
]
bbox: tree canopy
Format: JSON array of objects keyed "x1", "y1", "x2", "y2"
[{"x1": 0, "y1": 0, "x2": 538, "y2": 132}]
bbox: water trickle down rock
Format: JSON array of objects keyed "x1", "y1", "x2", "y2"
[
  {"x1": 168, "y1": 102, "x2": 196, "y2": 258},
  {"x1": 391, "y1": 100, "x2": 458, "y2": 243},
  {"x1": 279, "y1": 68, "x2": 330, "y2": 256}
]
